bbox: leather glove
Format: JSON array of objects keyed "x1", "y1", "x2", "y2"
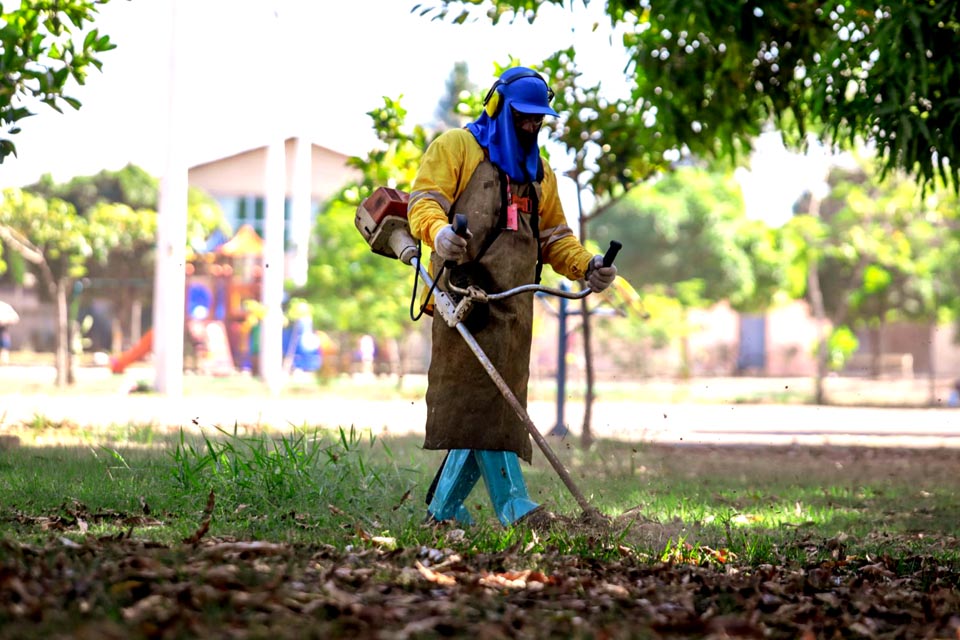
[
  {"x1": 586, "y1": 255, "x2": 617, "y2": 292},
  {"x1": 434, "y1": 224, "x2": 470, "y2": 262}
]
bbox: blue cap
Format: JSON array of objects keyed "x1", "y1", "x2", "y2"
[{"x1": 500, "y1": 69, "x2": 558, "y2": 117}]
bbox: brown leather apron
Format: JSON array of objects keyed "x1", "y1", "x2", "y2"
[{"x1": 423, "y1": 160, "x2": 542, "y2": 463}]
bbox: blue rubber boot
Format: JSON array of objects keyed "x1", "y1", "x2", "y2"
[
  {"x1": 476, "y1": 450, "x2": 540, "y2": 526},
  {"x1": 426, "y1": 449, "x2": 480, "y2": 525}
]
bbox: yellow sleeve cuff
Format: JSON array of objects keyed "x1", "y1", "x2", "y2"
[{"x1": 425, "y1": 219, "x2": 448, "y2": 247}]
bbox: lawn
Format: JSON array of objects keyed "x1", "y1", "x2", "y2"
[{"x1": 0, "y1": 417, "x2": 958, "y2": 638}]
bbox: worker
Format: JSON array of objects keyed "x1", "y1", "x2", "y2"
[{"x1": 408, "y1": 66, "x2": 618, "y2": 527}]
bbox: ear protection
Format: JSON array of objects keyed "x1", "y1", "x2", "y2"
[{"x1": 482, "y1": 69, "x2": 555, "y2": 119}]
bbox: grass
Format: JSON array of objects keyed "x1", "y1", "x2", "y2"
[{"x1": 1, "y1": 418, "x2": 958, "y2": 569}]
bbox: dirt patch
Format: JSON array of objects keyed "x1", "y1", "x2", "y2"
[{"x1": 509, "y1": 505, "x2": 682, "y2": 552}]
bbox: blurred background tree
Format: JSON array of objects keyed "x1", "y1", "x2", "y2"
[
  {"x1": 0, "y1": 188, "x2": 100, "y2": 385},
  {"x1": 24, "y1": 165, "x2": 228, "y2": 353},
  {"x1": 593, "y1": 165, "x2": 789, "y2": 376},
  {"x1": 786, "y1": 157, "x2": 960, "y2": 403},
  {"x1": 0, "y1": 165, "x2": 227, "y2": 386}
]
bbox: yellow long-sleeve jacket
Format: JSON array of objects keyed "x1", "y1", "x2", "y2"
[{"x1": 408, "y1": 128, "x2": 594, "y2": 281}]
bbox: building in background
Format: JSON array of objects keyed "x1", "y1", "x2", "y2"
[{"x1": 188, "y1": 136, "x2": 360, "y2": 287}]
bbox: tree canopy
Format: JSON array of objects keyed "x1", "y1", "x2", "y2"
[
  {"x1": 788, "y1": 156, "x2": 960, "y2": 346},
  {"x1": 0, "y1": 0, "x2": 116, "y2": 161},
  {"x1": 418, "y1": 0, "x2": 960, "y2": 193}
]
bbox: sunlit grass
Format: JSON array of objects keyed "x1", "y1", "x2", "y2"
[{"x1": 0, "y1": 420, "x2": 958, "y2": 567}]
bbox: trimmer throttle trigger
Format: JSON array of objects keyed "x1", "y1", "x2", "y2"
[{"x1": 602, "y1": 241, "x2": 622, "y2": 268}]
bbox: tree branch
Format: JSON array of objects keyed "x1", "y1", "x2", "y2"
[
  {"x1": 581, "y1": 189, "x2": 631, "y2": 224},
  {"x1": 0, "y1": 224, "x2": 45, "y2": 265},
  {"x1": 0, "y1": 223, "x2": 58, "y2": 298}
]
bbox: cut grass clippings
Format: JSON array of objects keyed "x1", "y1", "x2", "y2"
[{"x1": 0, "y1": 420, "x2": 959, "y2": 637}]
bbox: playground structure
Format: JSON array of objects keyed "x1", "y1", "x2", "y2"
[{"x1": 110, "y1": 224, "x2": 324, "y2": 376}]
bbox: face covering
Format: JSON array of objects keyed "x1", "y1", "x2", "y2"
[{"x1": 516, "y1": 127, "x2": 538, "y2": 152}]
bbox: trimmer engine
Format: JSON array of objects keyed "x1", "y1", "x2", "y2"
[{"x1": 355, "y1": 187, "x2": 418, "y2": 264}]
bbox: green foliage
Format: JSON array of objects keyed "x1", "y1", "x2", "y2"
[
  {"x1": 345, "y1": 97, "x2": 433, "y2": 196},
  {"x1": 0, "y1": 0, "x2": 116, "y2": 161},
  {"x1": 417, "y1": 0, "x2": 960, "y2": 193},
  {"x1": 28, "y1": 164, "x2": 158, "y2": 213},
  {"x1": 2, "y1": 166, "x2": 228, "y2": 359},
  {"x1": 537, "y1": 48, "x2": 667, "y2": 200},
  {"x1": 26, "y1": 164, "x2": 227, "y2": 248},
  {"x1": 781, "y1": 212, "x2": 827, "y2": 298},
  {"x1": 305, "y1": 201, "x2": 412, "y2": 338},
  {"x1": 0, "y1": 187, "x2": 98, "y2": 285},
  {"x1": 814, "y1": 2, "x2": 960, "y2": 191},
  {"x1": 827, "y1": 325, "x2": 859, "y2": 371},
  {"x1": 303, "y1": 97, "x2": 436, "y2": 340},
  {"x1": 86, "y1": 202, "x2": 155, "y2": 259},
  {"x1": 594, "y1": 166, "x2": 787, "y2": 312},
  {"x1": 812, "y1": 158, "x2": 960, "y2": 331}
]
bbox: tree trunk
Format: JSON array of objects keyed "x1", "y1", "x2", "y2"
[
  {"x1": 390, "y1": 336, "x2": 405, "y2": 390},
  {"x1": 55, "y1": 278, "x2": 70, "y2": 387},
  {"x1": 927, "y1": 321, "x2": 937, "y2": 406},
  {"x1": 806, "y1": 193, "x2": 828, "y2": 405},
  {"x1": 679, "y1": 314, "x2": 691, "y2": 379},
  {"x1": 118, "y1": 285, "x2": 133, "y2": 349},
  {"x1": 112, "y1": 315, "x2": 123, "y2": 354},
  {"x1": 573, "y1": 174, "x2": 596, "y2": 450},
  {"x1": 580, "y1": 296, "x2": 595, "y2": 450},
  {"x1": 869, "y1": 324, "x2": 881, "y2": 379},
  {"x1": 132, "y1": 297, "x2": 143, "y2": 345},
  {"x1": 808, "y1": 269, "x2": 828, "y2": 404}
]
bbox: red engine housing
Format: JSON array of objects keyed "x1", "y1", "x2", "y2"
[
  {"x1": 355, "y1": 186, "x2": 416, "y2": 262},
  {"x1": 363, "y1": 187, "x2": 409, "y2": 224}
]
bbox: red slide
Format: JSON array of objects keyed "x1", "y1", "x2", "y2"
[{"x1": 110, "y1": 329, "x2": 153, "y2": 374}]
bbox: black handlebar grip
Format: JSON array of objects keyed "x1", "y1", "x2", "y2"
[
  {"x1": 602, "y1": 240, "x2": 622, "y2": 268},
  {"x1": 453, "y1": 213, "x2": 469, "y2": 238},
  {"x1": 443, "y1": 214, "x2": 470, "y2": 269}
]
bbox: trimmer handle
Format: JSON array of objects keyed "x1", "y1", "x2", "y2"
[
  {"x1": 453, "y1": 213, "x2": 469, "y2": 238},
  {"x1": 444, "y1": 214, "x2": 470, "y2": 269},
  {"x1": 602, "y1": 240, "x2": 622, "y2": 268}
]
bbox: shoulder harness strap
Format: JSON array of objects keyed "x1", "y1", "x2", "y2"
[{"x1": 448, "y1": 161, "x2": 545, "y2": 284}]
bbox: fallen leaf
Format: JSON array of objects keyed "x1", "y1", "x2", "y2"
[
  {"x1": 370, "y1": 536, "x2": 397, "y2": 550},
  {"x1": 416, "y1": 560, "x2": 456, "y2": 586},
  {"x1": 392, "y1": 489, "x2": 412, "y2": 510}
]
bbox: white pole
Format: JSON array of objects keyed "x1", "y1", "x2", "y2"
[
  {"x1": 290, "y1": 136, "x2": 312, "y2": 288},
  {"x1": 259, "y1": 0, "x2": 291, "y2": 395},
  {"x1": 152, "y1": 0, "x2": 187, "y2": 395},
  {"x1": 260, "y1": 136, "x2": 286, "y2": 394}
]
